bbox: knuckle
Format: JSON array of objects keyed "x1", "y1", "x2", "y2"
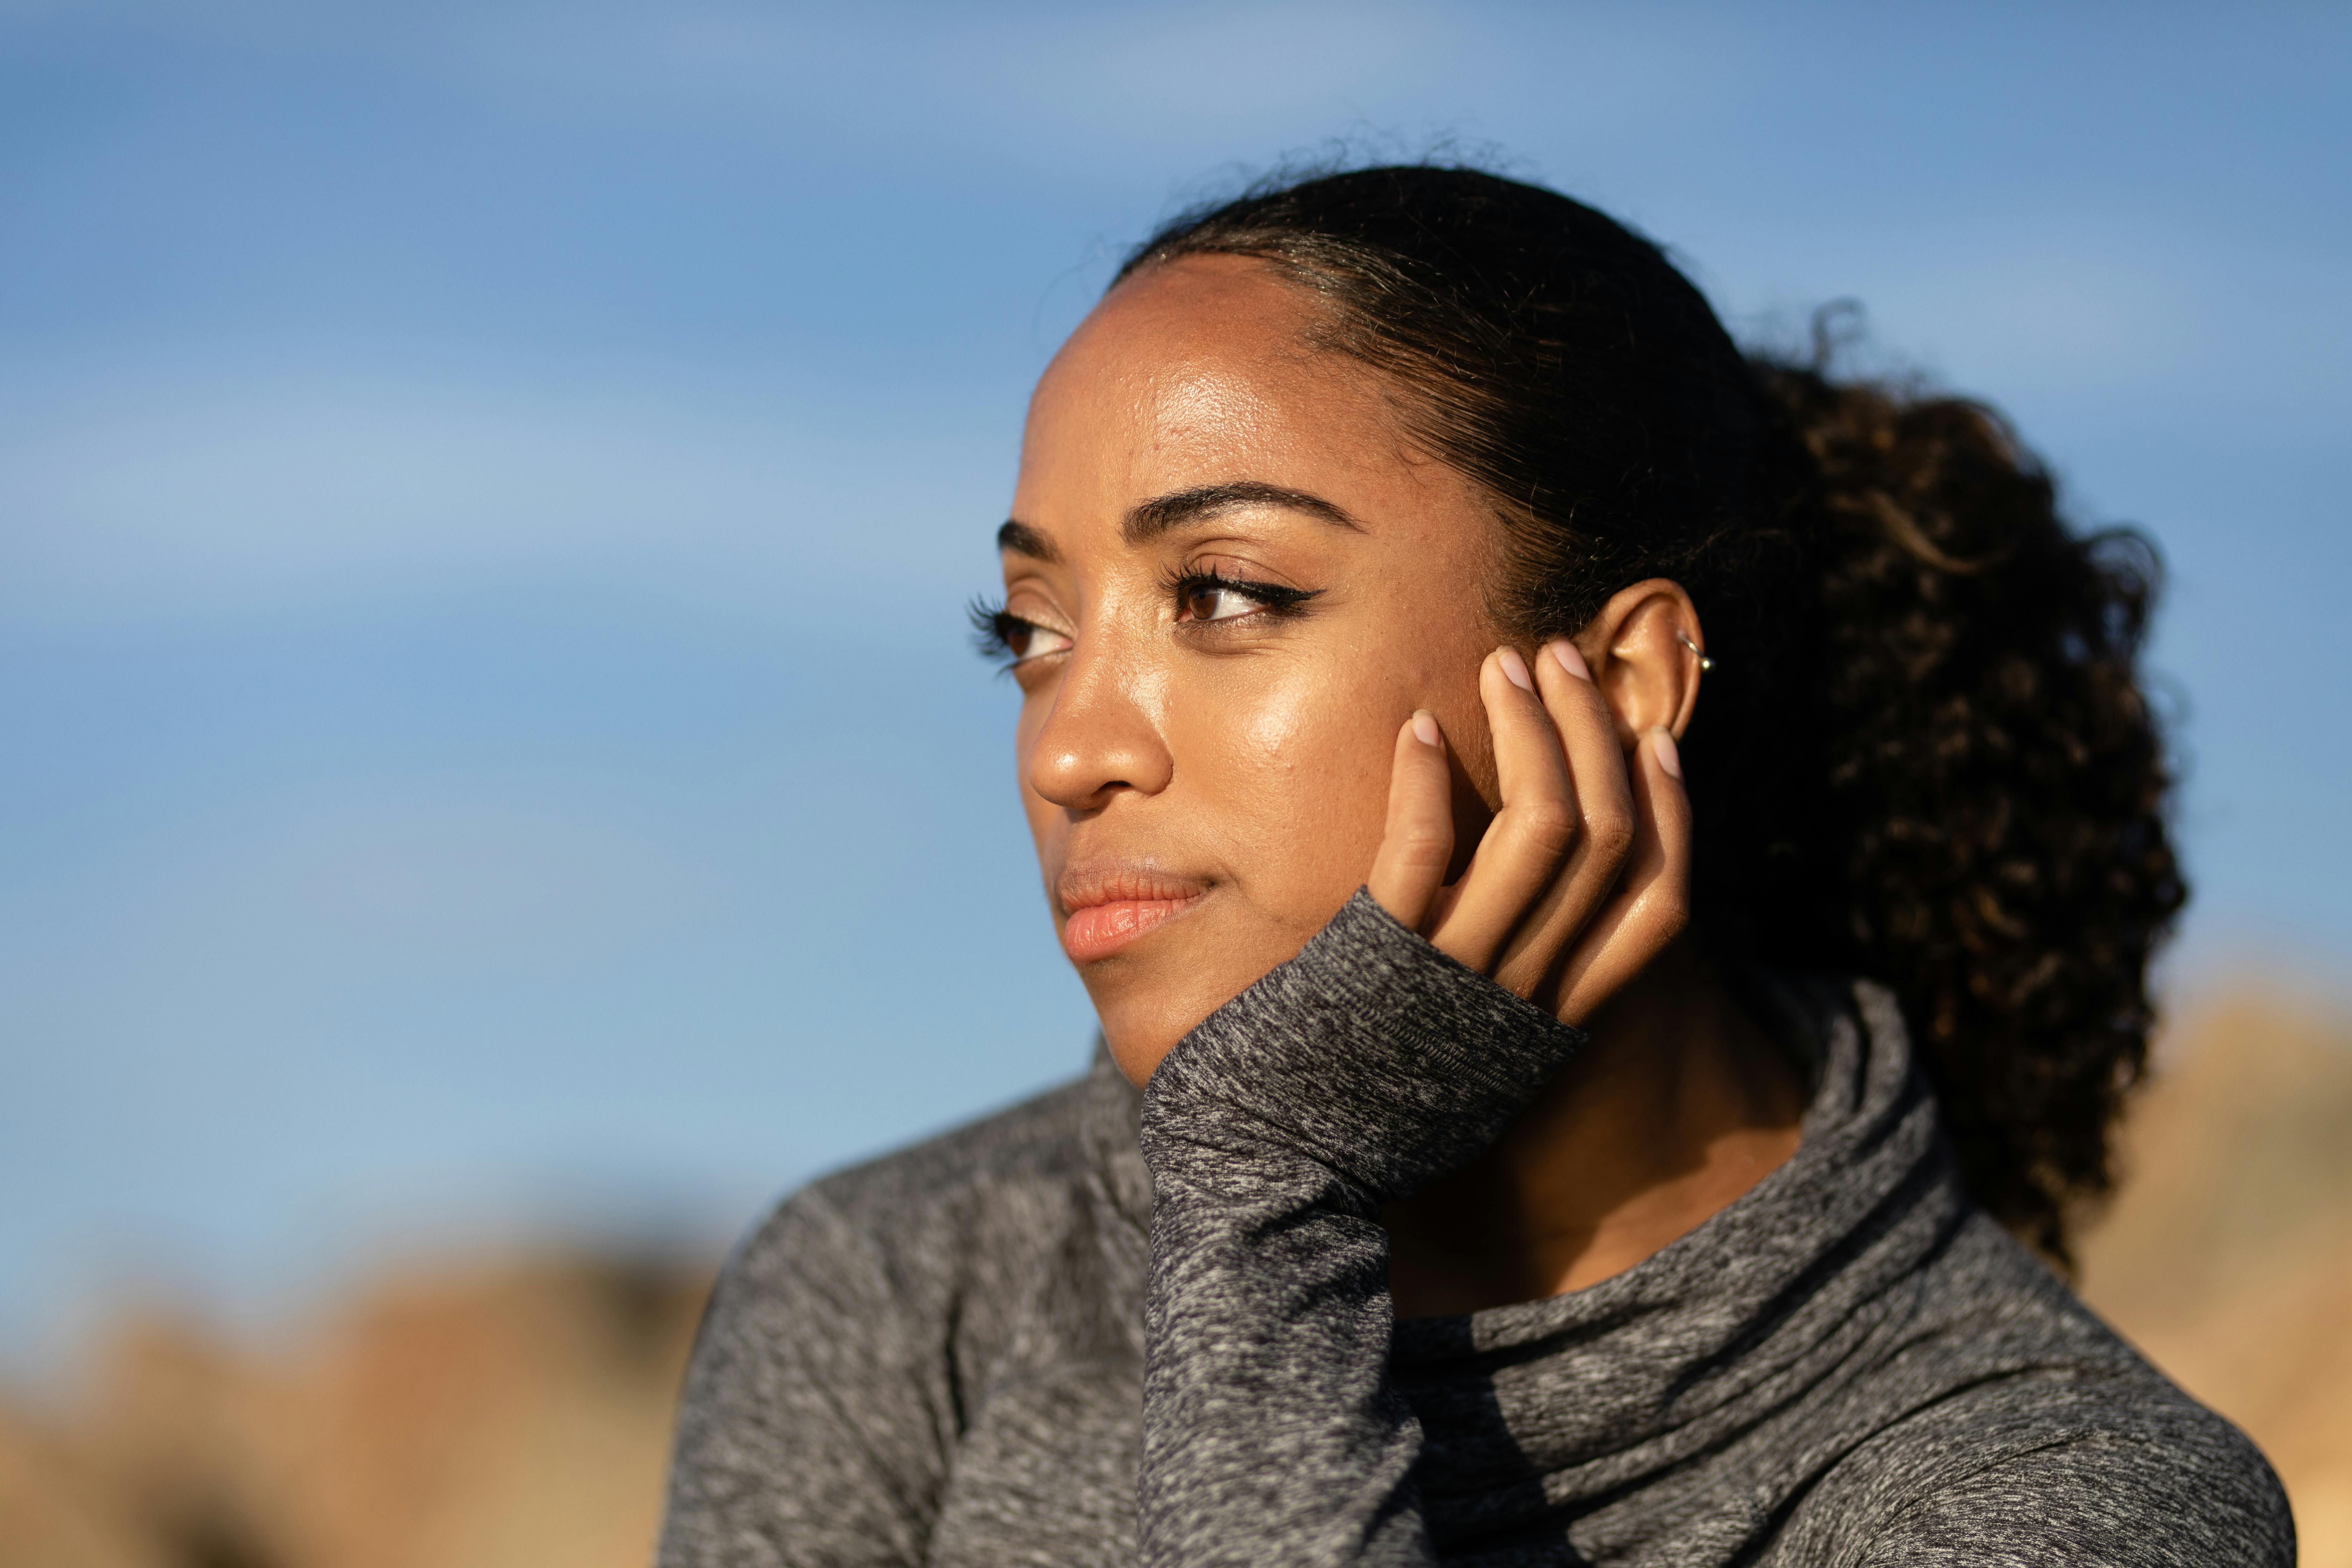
[
  {"x1": 1390, "y1": 826, "x2": 1453, "y2": 868},
  {"x1": 1513, "y1": 800, "x2": 1578, "y2": 859},
  {"x1": 1647, "y1": 890, "x2": 1690, "y2": 937},
  {"x1": 1630, "y1": 887, "x2": 1691, "y2": 949},
  {"x1": 1590, "y1": 809, "x2": 1637, "y2": 863}
]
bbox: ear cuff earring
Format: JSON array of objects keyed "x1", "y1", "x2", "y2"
[{"x1": 1677, "y1": 630, "x2": 1716, "y2": 672}]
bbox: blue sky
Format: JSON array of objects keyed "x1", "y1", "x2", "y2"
[{"x1": 3, "y1": 1, "x2": 2347, "y2": 1368}]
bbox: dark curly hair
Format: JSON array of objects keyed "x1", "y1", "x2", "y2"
[{"x1": 1118, "y1": 165, "x2": 2184, "y2": 1262}]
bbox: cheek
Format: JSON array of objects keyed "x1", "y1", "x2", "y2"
[{"x1": 1179, "y1": 665, "x2": 1402, "y2": 917}]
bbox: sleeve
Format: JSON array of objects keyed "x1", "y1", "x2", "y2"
[
  {"x1": 656, "y1": 1188, "x2": 953, "y2": 1568},
  {"x1": 1134, "y1": 889, "x2": 1585, "y2": 1568}
]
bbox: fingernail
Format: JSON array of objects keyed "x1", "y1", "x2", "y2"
[
  {"x1": 1411, "y1": 711, "x2": 1441, "y2": 747},
  {"x1": 1548, "y1": 640, "x2": 1590, "y2": 681},
  {"x1": 1650, "y1": 729, "x2": 1683, "y2": 780},
  {"x1": 1497, "y1": 647, "x2": 1534, "y2": 691}
]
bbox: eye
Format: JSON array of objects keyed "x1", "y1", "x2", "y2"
[
  {"x1": 1002, "y1": 618, "x2": 1074, "y2": 663},
  {"x1": 1178, "y1": 577, "x2": 1261, "y2": 623},
  {"x1": 1170, "y1": 570, "x2": 1320, "y2": 626},
  {"x1": 969, "y1": 597, "x2": 1074, "y2": 667}
]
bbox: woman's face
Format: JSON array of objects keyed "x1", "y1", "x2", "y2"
[{"x1": 1000, "y1": 255, "x2": 1506, "y2": 1082}]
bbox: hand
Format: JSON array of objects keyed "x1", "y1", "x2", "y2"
[{"x1": 1364, "y1": 642, "x2": 1692, "y2": 1027}]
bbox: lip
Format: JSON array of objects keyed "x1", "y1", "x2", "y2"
[{"x1": 1057, "y1": 864, "x2": 1209, "y2": 964}]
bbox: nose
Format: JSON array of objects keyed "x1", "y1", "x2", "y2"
[{"x1": 1023, "y1": 636, "x2": 1174, "y2": 812}]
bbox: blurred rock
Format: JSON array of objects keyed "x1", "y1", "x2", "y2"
[
  {"x1": 1, "y1": 1256, "x2": 709, "y2": 1568},
  {"x1": 2, "y1": 988, "x2": 2347, "y2": 1566},
  {"x1": 2080, "y1": 985, "x2": 2352, "y2": 1568},
  {"x1": 0, "y1": 1408, "x2": 171, "y2": 1568}
]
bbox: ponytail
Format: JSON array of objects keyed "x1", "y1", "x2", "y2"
[{"x1": 1732, "y1": 344, "x2": 2183, "y2": 1260}]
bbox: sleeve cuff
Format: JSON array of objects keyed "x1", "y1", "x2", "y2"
[{"x1": 1142, "y1": 888, "x2": 1586, "y2": 1201}]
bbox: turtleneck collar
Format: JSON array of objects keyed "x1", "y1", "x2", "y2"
[{"x1": 1080, "y1": 970, "x2": 1973, "y2": 1495}]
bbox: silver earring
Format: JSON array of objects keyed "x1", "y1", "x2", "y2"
[{"x1": 1677, "y1": 630, "x2": 1715, "y2": 671}]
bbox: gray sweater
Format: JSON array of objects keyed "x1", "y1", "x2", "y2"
[{"x1": 660, "y1": 892, "x2": 2293, "y2": 1566}]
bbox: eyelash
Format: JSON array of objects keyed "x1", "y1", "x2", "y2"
[
  {"x1": 967, "y1": 570, "x2": 1321, "y2": 669},
  {"x1": 968, "y1": 596, "x2": 1037, "y2": 666},
  {"x1": 1160, "y1": 566, "x2": 1321, "y2": 625}
]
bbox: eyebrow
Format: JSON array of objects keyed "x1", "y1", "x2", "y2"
[
  {"x1": 996, "y1": 519, "x2": 1061, "y2": 562},
  {"x1": 995, "y1": 481, "x2": 1359, "y2": 563},
  {"x1": 1122, "y1": 481, "x2": 1359, "y2": 543}
]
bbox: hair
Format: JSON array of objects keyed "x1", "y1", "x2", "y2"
[{"x1": 1116, "y1": 164, "x2": 2183, "y2": 1263}]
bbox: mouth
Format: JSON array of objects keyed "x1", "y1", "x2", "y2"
[{"x1": 1057, "y1": 866, "x2": 1210, "y2": 964}]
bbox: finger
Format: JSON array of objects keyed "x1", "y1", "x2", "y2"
[
  {"x1": 1366, "y1": 710, "x2": 1454, "y2": 931},
  {"x1": 1492, "y1": 639, "x2": 1639, "y2": 997},
  {"x1": 1550, "y1": 728, "x2": 1694, "y2": 1027},
  {"x1": 1426, "y1": 648, "x2": 1577, "y2": 974}
]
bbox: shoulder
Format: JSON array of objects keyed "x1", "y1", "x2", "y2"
[
  {"x1": 1834, "y1": 1381, "x2": 2293, "y2": 1566},
  {"x1": 721, "y1": 1069, "x2": 1103, "y2": 1307},
  {"x1": 661, "y1": 1078, "x2": 1105, "y2": 1563},
  {"x1": 1795, "y1": 1214, "x2": 2295, "y2": 1565}
]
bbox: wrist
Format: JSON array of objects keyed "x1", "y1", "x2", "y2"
[{"x1": 1141, "y1": 889, "x2": 1585, "y2": 1202}]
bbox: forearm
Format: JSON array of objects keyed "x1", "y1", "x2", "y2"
[
  {"x1": 1142, "y1": 1140, "x2": 1429, "y2": 1566},
  {"x1": 1136, "y1": 891, "x2": 1584, "y2": 1568}
]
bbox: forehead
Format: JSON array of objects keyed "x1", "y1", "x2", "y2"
[{"x1": 1015, "y1": 255, "x2": 1406, "y2": 513}]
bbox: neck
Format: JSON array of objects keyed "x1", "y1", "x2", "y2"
[{"x1": 1383, "y1": 938, "x2": 1808, "y2": 1318}]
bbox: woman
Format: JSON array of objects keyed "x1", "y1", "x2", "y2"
[{"x1": 658, "y1": 166, "x2": 2292, "y2": 1566}]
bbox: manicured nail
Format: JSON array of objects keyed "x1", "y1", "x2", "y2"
[
  {"x1": 1410, "y1": 711, "x2": 1441, "y2": 747},
  {"x1": 1548, "y1": 640, "x2": 1590, "y2": 681},
  {"x1": 1650, "y1": 728, "x2": 1683, "y2": 780},
  {"x1": 1497, "y1": 647, "x2": 1534, "y2": 691}
]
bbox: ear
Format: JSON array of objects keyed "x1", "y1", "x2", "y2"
[{"x1": 1571, "y1": 579, "x2": 1707, "y2": 750}]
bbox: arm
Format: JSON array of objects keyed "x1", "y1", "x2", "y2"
[
  {"x1": 1137, "y1": 891, "x2": 1586, "y2": 1568},
  {"x1": 657, "y1": 1191, "x2": 949, "y2": 1568}
]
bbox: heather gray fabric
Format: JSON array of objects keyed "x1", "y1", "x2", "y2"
[{"x1": 659, "y1": 891, "x2": 2293, "y2": 1566}]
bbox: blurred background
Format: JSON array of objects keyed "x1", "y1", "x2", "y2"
[{"x1": 3, "y1": 2, "x2": 2348, "y2": 1564}]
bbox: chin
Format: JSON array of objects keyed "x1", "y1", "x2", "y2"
[
  {"x1": 1085, "y1": 969, "x2": 1213, "y2": 1086},
  {"x1": 1079, "y1": 909, "x2": 1321, "y2": 1086}
]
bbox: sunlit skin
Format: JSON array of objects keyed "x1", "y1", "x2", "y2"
[{"x1": 997, "y1": 254, "x2": 1805, "y2": 1315}]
